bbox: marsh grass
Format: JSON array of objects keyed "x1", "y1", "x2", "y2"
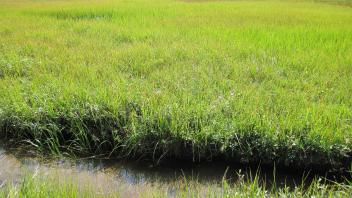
[{"x1": 0, "y1": 0, "x2": 351, "y2": 172}]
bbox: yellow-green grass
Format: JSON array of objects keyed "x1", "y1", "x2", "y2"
[
  {"x1": 1, "y1": 170, "x2": 352, "y2": 198},
  {"x1": 0, "y1": 0, "x2": 351, "y2": 170}
]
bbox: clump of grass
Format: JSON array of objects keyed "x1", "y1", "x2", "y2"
[
  {"x1": 0, "y1": 52, "x2": 34, "y2": 78},
  {"x1": 0, "y1": 173, "x2": 110, "y2": 198}
]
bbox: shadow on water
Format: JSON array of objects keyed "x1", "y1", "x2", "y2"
[{"x1": 0, "y1": 143, "x2": 350, "y2": 196}]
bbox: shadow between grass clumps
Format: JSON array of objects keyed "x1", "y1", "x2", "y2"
[
  {"x1": 0, "y1": 102, "x2": 351, "y2": 176},
  {"x1": 25, "y1": 9, "x2": 115, "y2": 21},
  {"x1": 52, "y1": 10, "x2": 114, "y2": 21}
]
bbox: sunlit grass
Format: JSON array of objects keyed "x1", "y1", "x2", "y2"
[
  {"x1": 1, "y1": 170, "x2": 352, "y2": 198},
  {"x1": 0, "y1": 0, "x2": 351, "y2": 170}
]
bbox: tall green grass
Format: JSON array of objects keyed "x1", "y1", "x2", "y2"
[{"x1": 0, "y1": 0, "x2": 351, "y2": 170}]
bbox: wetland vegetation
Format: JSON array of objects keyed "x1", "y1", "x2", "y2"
[{"x1": 0, "y1": 0, "x2": 352, "y2": 196}]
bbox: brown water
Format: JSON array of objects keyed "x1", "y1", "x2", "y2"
[
  {"x1": 0, "y1": 144, "x2": 340, "y2": 196},
  {"x1": 0, "y1": 145, "x2": 177, "y2": 196}
]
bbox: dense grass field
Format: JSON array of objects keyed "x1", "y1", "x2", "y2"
[{"x1": 0, "y1": 0, "x2": 351, "y2": 171}]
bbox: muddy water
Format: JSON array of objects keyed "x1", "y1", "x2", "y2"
[
  {"x1": 0, "y1": 144, "x2": 327, "y2": 196},
  {"x1": 0, "y1": 146, "x2": 175, "y2": 196}
]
